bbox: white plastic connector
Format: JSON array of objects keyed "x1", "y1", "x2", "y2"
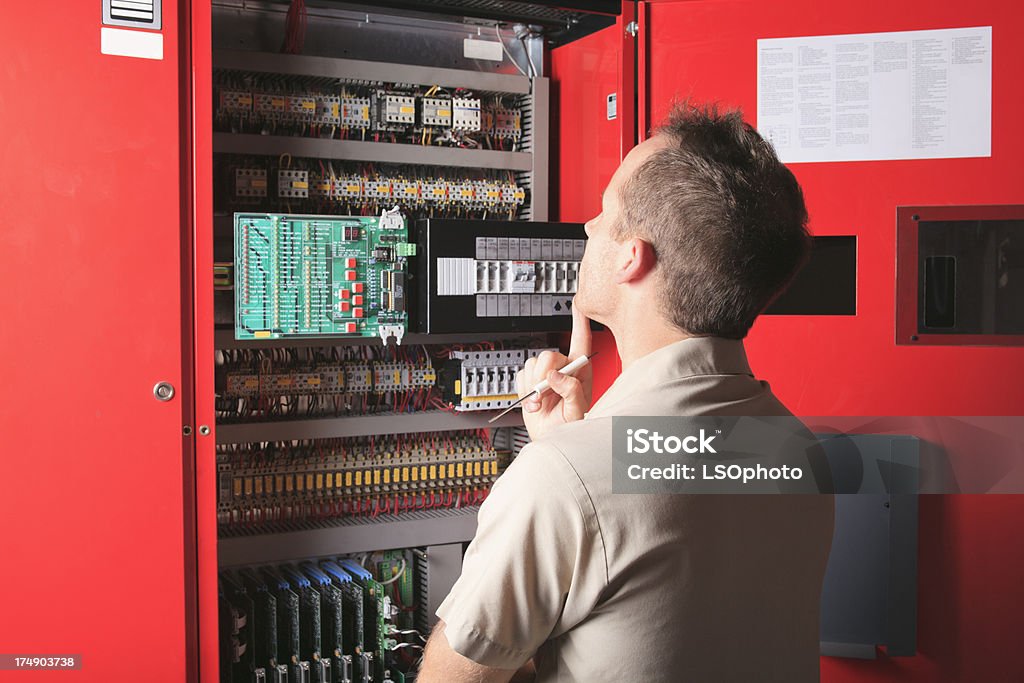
[
  {"x1": 379, "y1": 206, "x2": 404, "y2": 231},
  {"x1": 379, "y1": 324, "x2": 405, "y2": 346}
]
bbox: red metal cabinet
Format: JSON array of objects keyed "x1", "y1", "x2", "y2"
[
  {"x1": 11, "y1": 1, "x2": 1022, "y2": 681},
  {"x1": 0, "y1": 2, "x2": 196, "y2": 681},
  {"x1": 641, "y1": 1, "x2": 1024, "y2": 680}
]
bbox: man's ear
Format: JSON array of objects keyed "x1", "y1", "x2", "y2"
[{"x1": 614, "y1": 237, "x2": 657, "y2": 284}]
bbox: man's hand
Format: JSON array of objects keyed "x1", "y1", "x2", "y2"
[{"x1": 516, "y1": 301, "x2": 593, "y2": 441}]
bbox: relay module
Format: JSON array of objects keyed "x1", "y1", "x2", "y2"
[{"x1": 234, "y1": 210, "x2": 415, "y2": 344}]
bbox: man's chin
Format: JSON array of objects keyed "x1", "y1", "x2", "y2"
[{"x1": 573, "y1": 298, "x2": 606, "y2": 327}]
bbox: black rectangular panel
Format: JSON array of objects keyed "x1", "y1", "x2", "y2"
[
  {"x1": 412, "y1": 219, "x2": 586, "y2": 334},
  {"x1": 764, "y1": 235, "x2": 857, "y2": 316},
  {"x1": 917, "y1": 219, "x2": 1024, "y2": 335}
]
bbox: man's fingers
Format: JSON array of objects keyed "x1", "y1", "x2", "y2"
[
  {"x1": 546, "y1": 370, "x2": 584, "y2": 407},
  {"x1": 515, "y1": 368, "x2": 529, "y2": 398},
  {"x1": 569, "y1": 298, "x2": 593, "y2": 360},
  {"x1": 533, "y1": 350, "x2": 565, "y2": 383}
]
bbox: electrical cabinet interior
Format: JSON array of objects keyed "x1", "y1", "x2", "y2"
[{"x1": 206, "y1": 2, "x2": 618, "y2": 680}]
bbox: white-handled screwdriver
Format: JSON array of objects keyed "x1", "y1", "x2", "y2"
[{"x1": 488, "y1": 352, "x2": 598, "y2": 424}]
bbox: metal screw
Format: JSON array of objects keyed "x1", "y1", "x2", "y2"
[
  {"x1": 912, "y1": 214, "x2": 920, "y2": 221},
  {"x1": 183, "y1": 425, "x2": 193, "y2": 436},
  {"x1": 199, "y1": 425, "x2": 211, "y2": 436},
  {"x1": 625, "y1": 21, "x2": 639, "y2": 37},
  {"x1": 153, "y1": 382, "x2": 175, "y2": 401},
  {"x1": 910, "y1": 335, "x2": 919, "y2": 341}
]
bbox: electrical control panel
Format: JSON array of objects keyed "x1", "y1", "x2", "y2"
[
  {"x1": 219, "y1": 549, "x2": 421, "y2": 683},
  {"x1": 217, "y1": 432, "x2": 505, "y2": 533},
  {"x1": 214, "y1": 73, "x2": 525, "y2": 150},
  {"x1": 209, "y1": 10, "x2": 559, "y2": 681},
  {"x1": 218, "y1": 156, "x2": 527, "y2": 220},
  {"x1": 438, "y1": 348, "x2": 555, "y2": 411},
  {"x1": 234, "y1": 210, "x2": 415, "y2": 344},
  {"x1": 412, "y1": 219, "x2": 586, "y2": 334}
]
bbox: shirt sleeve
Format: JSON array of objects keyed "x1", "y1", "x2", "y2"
[{"x1": 435, "y1": 440, "x2": 606, "y2": 669}]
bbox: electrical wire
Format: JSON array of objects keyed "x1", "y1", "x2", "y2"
[
  {"x1": 281, "y1": 0, "x2": 307, "y2": 54},
  {"x1": 379, "y1": 557, "x2": 407, "y2": 585},
  {"x1": 518, "y1": 34, "x2": 537, "y2": 78},
  {"x1": 494, "y1": 24, "x2": 528, "y2": 78}
]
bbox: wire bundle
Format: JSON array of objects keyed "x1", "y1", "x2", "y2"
[{"x1": 281, "y1": 0, "x2": 307, "y2": 55}]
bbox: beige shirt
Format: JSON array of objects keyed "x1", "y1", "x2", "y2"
[{"x1": 436, "y1": 337, "x2": 834, "y2": 682}]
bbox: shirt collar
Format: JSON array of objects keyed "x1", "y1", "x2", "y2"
[{"x1": 586, "y1": 336, "x2": 754, "y2": 419}]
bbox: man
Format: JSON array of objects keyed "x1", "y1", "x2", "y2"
[{"x1": 419, "y1": 102, "x2": 835, "y2": 682}]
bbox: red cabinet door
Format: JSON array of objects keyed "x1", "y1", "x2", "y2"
[{"x1": 0, "y1": 3, "x2": 195, "y2": 681}]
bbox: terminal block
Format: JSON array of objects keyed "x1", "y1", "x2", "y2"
[
  {"x1": 254, "y1": 92, "x2": 288, "y2": 121},
  {"x1": 333, "y1": 176, "x2": 364, "y2": 201},
  {"x1": 218, "y1": 89, "x2": 253, "y2": 114}
]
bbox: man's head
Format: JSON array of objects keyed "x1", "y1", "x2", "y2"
[{"x1": 575, "y1": 102, "x2": 810, "y2": 340}]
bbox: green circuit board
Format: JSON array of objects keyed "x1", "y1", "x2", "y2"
[{"x1": 234, "y1": 212, "x2": 414, "y2": 343}]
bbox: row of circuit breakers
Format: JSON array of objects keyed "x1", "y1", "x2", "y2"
[
  {"x1": 223, "y1": 348, "x2": 555, "y2": 414},
  {"x1": 234, "y1": 211, "x2": 585, "y2": 346}
]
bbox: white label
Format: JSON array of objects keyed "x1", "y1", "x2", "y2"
[
  {"x1": 464, "y1": 38, "x2": 504, "y2": 62},
  {"x1": 101, "y1": 26, "x2": 163, "y2": 60},
  {"x1": 757, "y1": 26, "x2": 991, "y2": 163},
  {"x1": 607, "y1": 93, "x2": 617, "y2": 120}
]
